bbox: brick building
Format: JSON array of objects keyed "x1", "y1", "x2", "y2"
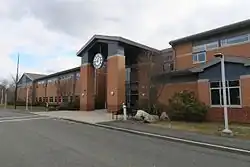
[{"x1": 17, "y1": 19, "x2": 250, "y2": 123}]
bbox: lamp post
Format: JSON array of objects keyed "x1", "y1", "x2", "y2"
[{"x1": 214, "y1": 53, "x2": 232, "y2": 135}]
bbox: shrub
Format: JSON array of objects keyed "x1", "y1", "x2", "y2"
[
  {"x1": 168, "y1": 90, "x2": 208, "y2": 122},
  {"x1": 138, "y1": 99, "x2": 166, "y2": 116}
]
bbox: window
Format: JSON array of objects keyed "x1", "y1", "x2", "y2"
[
  {"x1": 206, "y1": 41, "x2": 219, "y2": 50},
  {"x1": 76, "y1": 73, "x2": 80, "y2": 80},
  {"x1": 221, "y1": 34, "x2": 250, "y2": 47},
  {"x1": 192, "y1": 41, "x2": 218, "y2": 52},
  {"x1": 192, "y1": 52, "x2": 206, "y2": 64},
  {"x1": 36, "y1": 97, "x2": 38, "y2": 102},
  {"x1": 193, "y1": 45, "x2": 206, "y2": 53},
  {"x1": 49, "y1": 97, "x2": 53, "y2": 103},
  {"x1": 58, "y1": 96, "x2": 62, "y2": 103},
  {"x1": 69, "y1": 96, "x2": 73, "y2": 102},
  {"x1": 55, "y1": 97, "x2": 57, "y2": 103},
  {"x1": 63, "y1": 96, "x2": 68, "y2": 102},
  {"x1": 210, "y1": 80, "x2": 241, "y2": 107},
  {"x1": 43, "y1": 97, "x2": 46, "y2": 102},
  {"x1": 163, "y1": 62, "x2": 174, "y2": 71},
  {"x1": 39, "y1": 97, "x2": 42, "y2": 102}
]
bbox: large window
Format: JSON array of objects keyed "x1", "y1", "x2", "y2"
[
  {"x1": 221, "y1": 34, "x2": 250, "y2": 47},
  {"x1": 210, "y1": 80, "x2": 241, "y2": 107},
  {"x1": 49, "y1": 97, "x2": 53, "y2": 103},
  {"x1": 192, "y1": 52, "x2": 206, "y2": 64},
  {"x1": 62, "y1": 96, "x2": 68, "y2": 102},
  {"x1": 193, "y1": 41, "x2": 219, "y2": 53}
]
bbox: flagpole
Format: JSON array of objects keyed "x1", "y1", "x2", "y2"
[{"x1": 14, "y1": 53, "x2": 20, "y2": 110}]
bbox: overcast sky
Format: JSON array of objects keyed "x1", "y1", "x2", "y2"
[{"x1": 1, "y1": 0, "x2": 250, "y2": 80}]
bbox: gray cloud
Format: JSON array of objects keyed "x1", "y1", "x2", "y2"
[{"x1": 1, "y1": 0, "x2": 250, "y2": 78}]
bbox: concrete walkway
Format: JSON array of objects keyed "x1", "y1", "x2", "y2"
[{"x1": 32, "y1": 110, "x2": 119, "y2": 124}]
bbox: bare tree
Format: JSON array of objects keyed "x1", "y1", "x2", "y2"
[
  {"x1": 137, "y1": 50, "x2": 173, "y2": 115},
  {"x1": 0, "y1": 76, "x2": 17, "y2": 105},
  {"x1": 56, "y1": 79, "x2": 72, "y2": 104}
]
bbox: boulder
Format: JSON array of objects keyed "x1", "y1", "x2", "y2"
[{"x1": 135, "y1": 110, "x2": 158, "y2": 123}]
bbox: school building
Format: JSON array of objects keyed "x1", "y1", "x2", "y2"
[{"x1": 17, "y1": 19, "x2": 250, "y2": 123}]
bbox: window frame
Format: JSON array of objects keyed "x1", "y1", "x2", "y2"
[
  {"x1": 220, "y1": 34, "x2": 250, "y2": 47},
  {"x1": 49, "y1": 97, "x2": 53, "y2": 103},
  {"x1": 192, "y1": 51, "x2": 206, "y2": 64},
  {"x1": 209, "y1": 80, "x2": 242, "y2": 108}
]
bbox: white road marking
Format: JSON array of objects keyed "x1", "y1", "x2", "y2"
[
  {"x1": 0, "y1": 116, "x2": 50, "y2": 123},
  {"x1": 90, "y1": 122, "x2": 250, "y2": 156},
  {"x1": 0, "y1": 115, "x2": 42, "y2": 121}
]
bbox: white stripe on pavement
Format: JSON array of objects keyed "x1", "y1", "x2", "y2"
[
  {"x1": 0, "y1": 115, "x2": 42, "y2": 121},
  {"x1": 0, "y1": 117, "x2": 50, "y2": 123},
  {"x1": 92, "y1": 123, "x2": 250, "y2": 156}
]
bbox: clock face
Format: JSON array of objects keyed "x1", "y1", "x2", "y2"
[{"x1": 93, "y1": 53, "x2": 104, "y2": 69}]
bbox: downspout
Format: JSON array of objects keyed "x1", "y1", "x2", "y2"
[{"x1": 172, "y1": 45, "x2": 177, "y2": 71}]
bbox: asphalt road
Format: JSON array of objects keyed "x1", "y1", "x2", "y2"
[{"x1": 0, "y1": 109, "x2": 249, "y2": 167}]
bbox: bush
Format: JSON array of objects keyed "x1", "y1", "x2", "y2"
[
  {"x1": 138, "y1": 99, "x2": 166, "y2": 116},
  {"x1": 168, "y1": 90, "x2": 208, "y2": 122},
  {"x1": 57, "y1": 99, "x2": 80, "y2": 111},
  {"x1": 8, "y1": 100, "x2": 26, "y2": 106}
]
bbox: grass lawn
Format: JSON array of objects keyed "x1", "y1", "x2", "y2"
[
  {"x1": 151, "y1": 121, "x2": 250, "y2": 140},
  {"x1": 0, "y1": 104, "x2": 47, "y2": 112}
]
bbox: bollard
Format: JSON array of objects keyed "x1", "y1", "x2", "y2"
[
  {"x1": 123, "y1": 103, "x2": 127, "y2": 121},
  {"x1": 46, "y1": 102, "x2": 49, "y2": 111}
]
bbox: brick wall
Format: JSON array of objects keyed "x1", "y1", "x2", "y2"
[
  {"x1": 158, "y1": 81, "x2": 198, "y2": 106},
  {"x1": 207, "y1": 107, "x2": 250, "y2": 123},
  {"x1": 174, "y1": 42, "x2": 250, "y2": 70}
]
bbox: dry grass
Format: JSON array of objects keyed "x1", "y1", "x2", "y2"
[{"x1": 151, "y1": 121, "x2": 250, "y2": 140}]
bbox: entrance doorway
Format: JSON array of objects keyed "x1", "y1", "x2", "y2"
[{"x1": 125, "y1": 66, "x2": 139, "y2": 109}]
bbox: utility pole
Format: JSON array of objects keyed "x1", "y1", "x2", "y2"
[
  {"x1": 26, "y1": 87, "x2": 29, "y2": 111},
  {"x1": 14, "y1": 53, "x2": 20, "y2": 110},
  {"x1": 1, "y1": 89, "x2": 3, "y2": 105},
  {"x1": 4, "y1": 90, "x2": 7, "y2": 109}
]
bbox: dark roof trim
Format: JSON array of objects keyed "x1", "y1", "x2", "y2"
[
  {"x1": 25, "y1": 73, "x2": 47, "y2": 80},
  {"x1": 160, "y1": 48, "x2": 172, "y2": 53},
  {"x1": 190, "y1": 56, "x2": 250, "y2": 73},
  {"x1": 157, "y1": 55, "x2": 250, "y2": 78},
  {"x1": 169, "y1": 19, "x2": 250, "y2": 46},
  {"x1": 34, "y1": 66, "x2": 80, "y2": 81},
  {"x1": 76, "y1": 35, "x2": 159, "y2": 56}
]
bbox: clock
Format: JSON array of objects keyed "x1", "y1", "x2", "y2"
[{"x1": 93, "y1": 53, "x2": 104, "y2": 69}]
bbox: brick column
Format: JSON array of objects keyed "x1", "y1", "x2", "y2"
[
  {"x1": 95, "y1": 67, "x2": 106, "y2": 109},
  {"x1": 240, "y1": 75, "x2": 250, "y2": 107},
  {"x1": 197, "y1": 79, "x2": 210, "y2": 105},
  {"x1": 107, "y1": 42, "x2": 125, "y2": 112},
  {"x1": 80, "y1": 53, "x2": 95, "y2": 111}
]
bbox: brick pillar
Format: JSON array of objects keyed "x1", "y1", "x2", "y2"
[
  {"x1": 197, "y1": 79, "x2": 210, "y2": 105},
  {"x1": 80, "y1": 62, "x2": 95, "y2": 111},
  {"x1": 240, "y1": 75, "x2": 250, "y2": 107},
  {"x1": 95, "y1": 67, "x2": 106, "y2": 109},
  {"x1": 107, "y1": 42, "x2": 125, "y2": 112}
]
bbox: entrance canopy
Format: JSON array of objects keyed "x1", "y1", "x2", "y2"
[{"x1": 76, "y1": 35, "x2": 159, "y2": 67}]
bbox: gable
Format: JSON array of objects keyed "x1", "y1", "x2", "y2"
[{"x1": 17, "y1": 74, "x2": 32, "y2": 86}]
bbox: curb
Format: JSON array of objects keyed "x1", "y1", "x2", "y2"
[{"x1": 61, "y1": 118, "x2": 250, "y2": 156}]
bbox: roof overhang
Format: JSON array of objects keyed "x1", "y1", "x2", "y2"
[
  {"x1": 169, "y1": 19, "x2": 250, "y2": 46},
  {"x1": 76, "y1": 35, "x2": 159, "y2": 57}
]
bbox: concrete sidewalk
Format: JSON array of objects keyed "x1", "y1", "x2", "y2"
[
  {"x1": 100, "y1": 120, "x2": 250, "y2": 151},
  {"x1": 32, "y1": 110, "x2": 119, "y2": 124}
]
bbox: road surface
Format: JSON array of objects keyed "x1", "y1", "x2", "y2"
[{"x1": 0, "y1": 109, "x2": 249, "y2": 167}]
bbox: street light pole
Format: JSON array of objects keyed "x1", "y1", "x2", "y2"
[
  {"x1": 214, "y1": 53, "x2": 232, "y2": 135},
  {"x1": 26, "y1": 87, "x2": 29, "y2": 111}
]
